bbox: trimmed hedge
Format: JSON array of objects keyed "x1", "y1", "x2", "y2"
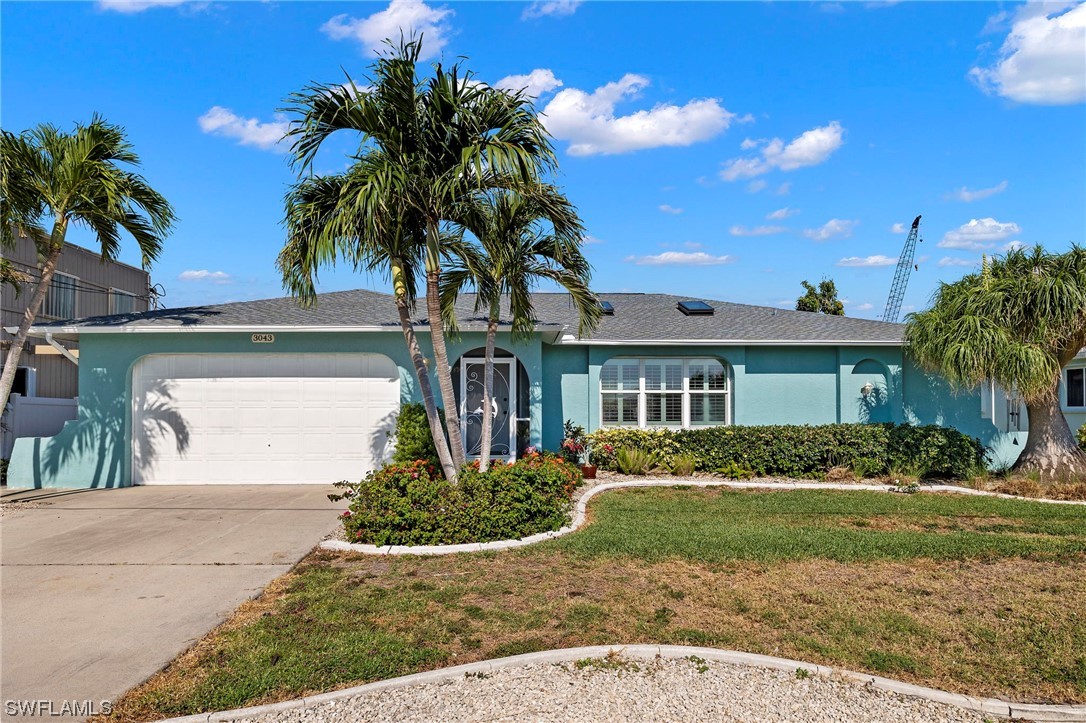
[
  {"x1": 331, "y1": 455, "x2": 583, "y2": 546},
  {"x1": 589, "y1": 423, "x2": 987, "y2": 480}
]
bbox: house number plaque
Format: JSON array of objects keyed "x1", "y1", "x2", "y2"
[{"x1": 251, "y1": 333, "x2": 275, "y2": 343}]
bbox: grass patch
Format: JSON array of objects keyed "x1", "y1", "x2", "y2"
[
  {"x1": 555, "y1": 488, "x2": 1086, "y2": 563},
  {"x1": 101, "y1": 489, "x2": 1086, "y2": 721}
]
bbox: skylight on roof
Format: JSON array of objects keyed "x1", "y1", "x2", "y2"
[
  {"x1": 677, "y1": 300, "x2": 714, "y2": 316},
  {"x1": 600, "y1": 301, "x2": 614, "y2": 315}
]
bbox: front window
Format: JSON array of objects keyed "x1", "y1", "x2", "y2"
[
  {"x1": 109, "y1": 289, "x2": 137, "y2": 315},
  {"x1": 601, "y1": 357, "x2": 730, "y2": 429},
  {"x1": 1068, "y1": 368, "x2": 1085, "y2": 408},
  {"x1": 43, "y1": 273, "x2": 77, "y2": 319}
]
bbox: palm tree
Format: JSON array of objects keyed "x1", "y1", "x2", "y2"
[
  {"x1": 905, "y1": 245, "x2": 1086, "y2": 481},
  {"x1": 277, "y1": 169, "x2": 460, "y2": 480},
  {"x1": 282, "y1": 37, "x2": 556, "y2": 472},
  {"x1": 1, "y1": 258, "x2": 29, "y2": 291},
  {"x1": 442, "y1": 188, "x2": 600, "y2": 471},
  {"x1": 0, "y1": 116, "x2": 175, "y2": 410}
]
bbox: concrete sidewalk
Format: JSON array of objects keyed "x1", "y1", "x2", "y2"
[{"x1": 0, "y1": 485, "x2": 342, "y2": 719}]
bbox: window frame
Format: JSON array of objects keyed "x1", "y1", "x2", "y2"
[
  {"x1": 43, "y1": 272, "x2": 78, "y2": 320},
  {"x1": 109, "y1": 288, "x2": 138, "y2": 315},
  {"x1": 600, "y1": 357, "x2": 731, "y2": 430},
  {"x1": 1066, "y1": 367, "x2": 1086, "y2": 409}
]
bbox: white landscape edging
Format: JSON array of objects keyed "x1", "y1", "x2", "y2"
[
  {"x1": 156, "y1": 644, "x2": 1086, "y2": 723},
  {"x1": 318, "y1": 478, "x2": 1086, "y2": 556}
]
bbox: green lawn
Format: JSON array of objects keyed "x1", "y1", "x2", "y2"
[
  {"x1": 557, "y1": 487, "x2": 1086, "y2": 562},
  {"x1": 102, "y1": 489, "x2": 1086, "y2": 722}
]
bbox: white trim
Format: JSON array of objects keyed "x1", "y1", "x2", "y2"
[
  {"x1": 560, "y1": 336, "x2": 902, "y2": 347},
  {"x1": 45, "y1": 332, "x2": 78, "y2": 366},
  {"x1": 10, "y1": 326, "x2": 905, "y2": 347}
]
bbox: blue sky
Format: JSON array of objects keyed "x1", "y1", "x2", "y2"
[{"x1": 3, "y1": 0, "x2": 1084, "y2": 318}]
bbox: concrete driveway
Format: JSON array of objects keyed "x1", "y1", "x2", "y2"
[{"x1": 0, "y1": 485, "x2": 342, "y2": 718}]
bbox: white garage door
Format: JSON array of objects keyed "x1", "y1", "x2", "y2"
[{"x1": 131, "y1": 353, "x2": 400, "y2": 485}]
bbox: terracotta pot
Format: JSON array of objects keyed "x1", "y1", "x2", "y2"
[{"x1": 581, "y1": 464, "x2": 597, "y2": 479}]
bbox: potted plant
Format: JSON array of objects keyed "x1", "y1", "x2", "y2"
[{"x1": 560, "y1": 420, "x2": 594, "y2": 478}]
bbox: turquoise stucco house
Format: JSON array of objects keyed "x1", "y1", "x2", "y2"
[{"x1": 8, "y1": 289, "x2": 1072, "y2": 488}]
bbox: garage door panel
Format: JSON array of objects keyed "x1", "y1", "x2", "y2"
[{"x1": 132, "y1": 353, "x2": 400, "y2": 485}]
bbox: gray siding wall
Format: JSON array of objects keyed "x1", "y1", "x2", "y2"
[{"x1": 1, "y1": 233, "x2": 150, "y2": 398}]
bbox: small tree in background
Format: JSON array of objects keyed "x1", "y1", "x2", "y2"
[
  {"x1": 796, "y1": 278, "x2": 845, "y2": 316},
  {"x1": 906, "y1": 246, "x2": 1086, "y2": 482}
]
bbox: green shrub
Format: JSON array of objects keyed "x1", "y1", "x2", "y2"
[
  {"x1": 666, "y1": 454, "x2": 698, "y2": 476},
  {"x1": 588, "y1": 428, "x2": 679, "y2": 469},
  {"x1": 0, "y1": 458, "x2": 7, "y2": 487},
  {"x1": 615, "y1": 448, "x2": 659, "y2": 475},
  {"x1": 391, "y1": 402, "x2": 444, "y2": 470},
  {"x1": 851, "y1": 456, "x2": 885, "y2": 479},
  {"x1": 331, "y1": 456, "x2": 583, "y2": 546},
  {"x1": 1078, "y1": 424, "x2": 1086, "y2": 452},
  {"x1": 715, "y1": 461, "x2": 754, "y2": 480},
  {"x1": 590, "y1": 423, "x2": 985, "y2": 480}
]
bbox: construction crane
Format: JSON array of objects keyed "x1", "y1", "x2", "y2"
[{"x1": 882, "y1": 214, "x2": 922, "y2": 323}]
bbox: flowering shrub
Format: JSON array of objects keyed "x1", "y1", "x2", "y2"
[
  {"x1": 330, "y1": 455, "x2": 583, "y2": 546},
  {"x1": 560, "y1": 419, "x2": 587, "y2": 464}
]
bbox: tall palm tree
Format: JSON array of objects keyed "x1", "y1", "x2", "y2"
[
  {"x1": 0, "y1": 116, "x2": 175, "y2": 410},
  {"x1": 442, "y1": 188, "x2": 600, "y2": 471},
  {"x1": 905, "y1": 245, "x2": 1086, "y2": 481},
  {"x1": 277, "y1": 169, "x2": 460, "y2": 480},
  {"x1": 283, "y1": 37, "x2": 556, "y2": 471}
]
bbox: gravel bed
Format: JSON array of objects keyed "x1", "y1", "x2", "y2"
[
  {"x1": 0, "y1": 499, "x2": 50, "y2": 518},
  {"x1": 230, "y1": 655, "x2": 988, "y2": 723}
]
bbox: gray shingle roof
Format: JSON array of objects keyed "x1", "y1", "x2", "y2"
[{"x1": 30, "y1": 289, "x2": 905, "y2": 344}]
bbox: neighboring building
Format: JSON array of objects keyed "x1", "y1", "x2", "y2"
[
  {"x1": 3, "y1": 289, "x2": 1073, "y2": 488},
  {"x1": 1, "y1": 233, "x2": 151, "y2": 398}
]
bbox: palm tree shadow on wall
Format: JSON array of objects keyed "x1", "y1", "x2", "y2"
[
  {"x1": 369, "y1": 408, "x2": 399, "y2": 472},
  {"x1": 857, "y1": 384, "x2": 891, "y2": 424},
  {"x1": 39, "y1": 374, "x2": 189, "y2": 488}
]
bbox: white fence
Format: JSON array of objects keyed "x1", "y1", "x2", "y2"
[{"x1": 1, "y1": 395, "x2": 78, "y2": 459}]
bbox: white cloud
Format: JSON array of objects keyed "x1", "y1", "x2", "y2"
[
  {"x1": 969, "y1": 2, "x2": 1086, "y2": 105},
  {"x1": 853, "y1": 302, "x2": 875, "y2": 311},
  {"x1": 766, "y1": 206, "x2": 799, "y2": 220},
  {"x1": 627, "y1": 251, "x2": 736, "y2": 266},
  {"x1": 720, "y1": 121, "x2": 845, "y2": 181},
  {"x1": 836, "y1": 255, "x2": 897, "y2": 268},
  {"x1": 496, "y1": 69, "x2": 563, "y2": 97},
  {"x1": 321, "y1": 0, "x2": 454, "y2": 60},
  {"x1": 804, "y1": 218, "x2": 859, "y2": 241},
  {"x1": 938, "y1": 257, "x2": 978, "y2": 267},
  {"x1": 659, "y1": 204, "x2": 684, "y2": 215},
  {"x1": 683, "y1": 241, "x2": 704, "y2": 250},
  {"x1": 946, "y1": 180, "x2": 1009, "y2": 202},
  {"x1": 97, "y1": 0, "x2": 189, "y2": 12},
  {"x1": 747, "y1": 180, "x2": 768, "y2": 193},
  {"x1": 179, "y1": 269, "x2": 232, "y2": 284},
  {"x1": 740, "y1": 138, "x2": 760, "y2": 150},
  {"x1": 729, "y1": 224, "x2": 787, "y2": 237},
  {"x1": 522, "y1": 0, "x2": 580, "y2": 19},
  {"x1": 1002, "y1": 240, "x2": 1027, "y2": 252},
  {"x1": 540, "y1": 74, "x2": 735, "y2": 156},
  {"x1": 776, "y1": 182, "x2": 792, "y2": 195},
  {"x1": 198, "y1": 107, "x2": 288, "y2": 150},
  {"x1": 939, "y1": 217, "x2": 1021, "y2": 250},
  {"x1": 583, "y1": 234, "x2": 605, "y2": 245},
  {"x1": 891, "y1": 222, "x2": 907, "y2": 233}
]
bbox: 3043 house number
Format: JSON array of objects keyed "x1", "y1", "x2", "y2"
[{"x1": 251, "y1": 333, "x2": 275, "y2": 343}]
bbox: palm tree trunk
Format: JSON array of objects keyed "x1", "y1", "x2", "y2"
[
  {"x1": 391, "y1": 264, "x2": 458, "y2": 482},
  {"x1": 1015, "y1": 391, "x2": 1086, "y2": 482},
  {"x1": 0, "y1": 228, "x2": 65, "y2": 412},
  {"x1": 478, "y1": 300, "x2": 499, "y2": 472},
  {"x1": 424, "y1": 220, "x2": 466, "y2": 469}
]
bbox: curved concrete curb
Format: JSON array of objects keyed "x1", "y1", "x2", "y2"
[
  {"x1": 319, "y1": 478, "x2": 1086, "y2": 556},
  {"x1": 156, "y1": 644, "x2": 1086, "y2": 722}
]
